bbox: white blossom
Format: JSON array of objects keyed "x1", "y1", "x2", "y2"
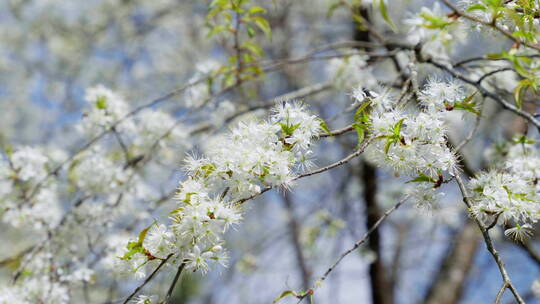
[{"x1": 79, "y1": 85, "x2": 133, "y2": 136}]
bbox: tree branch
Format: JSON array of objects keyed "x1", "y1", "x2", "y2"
[
  {"x1": 122, "y1": 254, "x2": 174, "y2": 304},
  {"x1": 296, "y1": 195, "x2": 409, "y2": 302}
]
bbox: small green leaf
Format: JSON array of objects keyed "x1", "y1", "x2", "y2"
[
  {"x1": 207, "y1": 25, "x2": 227, "y2": 38},
  {"x1": 319, "y1": 119, "x2": 332, "y2": 136},
  {"x1": 242, "y1": 41, "x2": 264, "y2": 57},
  {"x1": 512, "y1": 134, "x2": 536, "y2": 145},
  {"x1": 273, "y1": 290, "x2": 298, "y2": 303},
  {"x1": 514, "y1": 82, "x2": 527, "y2": 109},
  {"x1": 376, "y1": 0, "x2": 397, "y2": 32},
  {"x1": 248, "y1": 6, "x2": 266, "y2": 14},
  {"x1": 406, "y1": 172, "x2": 437, "y2": 184},
  {"x1": 252, "y1": 16, "x2": 272, "y2": 39},
  {"x1": 246, "y1": 25, "x2": 256, "y2": 37},
  {"x1": 453, "y1": 92, "x2": 480, "y2": 115},
  {"x1": 419, "y1": 11, "x2": 452, "y2": 29},
  {"x1": 466, "y1": 3, "x2": 487, "y2": 12},
  {"x1": 354, "y1": 100, "x2": 372, "y2": 122},
  {"x1": 120, "y1": 222, "x2": 155, "y2": 261},
  {"x1": 384, "y1": 138, "x2": 396, "y2": 154},
  {"x1": 353, "y1": 122, "x2": 366, "y2": 145},
  {"x1": 96, "y1": 96, "x2": 107, "y2": 109},
  {"x1": 392, "y1": 118, "x2": 406, "y2": 137},
  {"x1": 327, "y1": 1, "x2": 342, "y2": 18}
]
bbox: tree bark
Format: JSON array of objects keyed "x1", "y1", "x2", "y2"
[
  {"x1": 282, "y1": 192, "x2": 311, "y2": 291},
  {"x1": 353, "y1": 7, "x2": 393, "y2": 304},
  {"x1": 424, "y1": 221, "x2": 480, "y2": 304},
  {"x1": 360, "y1": 160, "x2": 394, "y2": 304}
]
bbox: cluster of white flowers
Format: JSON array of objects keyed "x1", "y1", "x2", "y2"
[
  {"x1": 418, "y1": 78, "x2": 467, "y2": 112},
  {"x1": 0, "y1": 278, "x2": 69, "y2": 304},
  {"x1": 0, "y1": 147, "x2": 63, "y2": 229},
  {"x1": 184, "y1": 60, "x2": 221, "y2": 108},
  {"x1": 10, "y1": 146, "x2": 49, "y2": 181},
  {"x1": 362, "y1": 79, "x2": 469, "y2": 207},
  {"x1": 0, "y1": 249, "x2": 97, "y2": 304},
  {"x1": 133, "y1": 109, "x2": 186, "y2": 152},
  {"x1": 120, "y1": 101, "x2": 322, "y2": 277},
  {"x1": 404, "y1": 3, "x2": 467, "y2": 61},
  {"x1": 79, "y1": 85, "x2": 135, "y2": 136},
  {"x1": 0, "y1": 84, "x2": 193, "y2": 303},
  {"x1": 326, "y1": 53, "x2": 376, "y2": 90},
  {"x1": 70, "y1": 146, "x2": 128, "y2": 194},
  {"x1": 458, "y1": 0, "x2": 537, "y2": 33},
  {"x1": 365, "y1": 84, "x2": 461, "y2": 179},
  {"x1": 469, "y1": 141, "x2": 540, "y2": 237},
  {"x1": 133, "y1": 295, "x2": 158, "y2": 304}
]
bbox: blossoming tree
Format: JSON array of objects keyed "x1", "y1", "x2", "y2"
[{"x1": 1, "y1": 0, "x2": 540, "y2": 303}]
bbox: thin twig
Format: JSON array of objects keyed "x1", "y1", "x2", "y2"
[
  {"x1": 296, "y1": 195, "x2": 409, "y2": 302},
  {"x1": 477, "y1": 68, "x2": 514, "y2": 84},
  {"x1": 319, "y1": 125, "x2": 354, "y2": 137},
  {"x1": 235, "y1": 139, "x2": 371, "y2": 205},
  {"x1": 440, "y1": 0, "x2": 540, "y2": 52},
  {"x1": 453, "y1": 170, "x2": 525, "y2": 304},
  {"x1": 495, "y1": 282, "x2": 508, "y2": 304},
  {"x1": 425, "y1": 58, "x2": 540, "y2": 130},
  {"x1": 122, "y1": 254, "x2": 174, "y2": 304},
  {"x1": 162, "y1": 262, "x2": 187, "y2": 304}
]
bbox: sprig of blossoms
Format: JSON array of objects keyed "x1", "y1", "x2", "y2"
[
  {"x1": 364, "y1": 85, "x2": 461, "y2": 180},
  {"x1": 469, "y1": 140, "x2": 540, "y2": 237},
  {"x1": 326, "y1": 53, "x2": 377, "y2": 90},
  {"x1": 121, "y1": 101, "x2": 322, "y2": 275},
  {"x1": 0, "y1": 147, "x2": 63, "y2": 229},
  {"x1": 360, "y1": 79, "x2": 473, "y2": 208},
  {"x1": 404, "y1": 3, "x2": 467, "y2": 61},
  {"x1": 79, "y1": 85, "x2": 134, "y2": 136}
]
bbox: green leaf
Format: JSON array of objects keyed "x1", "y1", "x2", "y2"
[
  {"x1": 466, "y1": 3, "x2": 487, "y2": 12},
  {"x1": 406, "y1": 172, "x2": 437, "y2": 184},
  {"x1": 384, "y1": 138, "x2": 395, "y2": 154},
  {"x1": 353, "y1": 122, "x2": 366, "y2": 146},
  {"x1": 246, "y1": 25, "x2": 256, "y2": 37},
  {"x1": 207, "y1": 25, "x2": 227, "y2": 38},
  {"x1": 209, "y1": 0, "x2": 228, "y2": 8},
  {"x1": 242, "y1": 41, "x2": 264, "y2": 57},
  {"x1": 248, "y1": 6, "x2": 266, "y2": 14},
  {"x1": 252, "y1": 16, "x2": 272, "y2": 39},
  {"x1": 120, "y1": 222, "x2": 155, "y2": 261},
  {"x1": 392, "y1": 118, "x2": 406, "y2": 137},
  {"x1": 327, "y1": 1, "x2": 342, "y2": 18},
  {"x1": 353, "y1": 100, "x2": 372, "y2": 122},
  {"x1": 453, "y1": 92, "x2": 480, "y2": 115},
  {"x1": 514, "y1": 82, "x2": 527, "y2": 109},
  {"x1": 512, "y1": 134, "x2": 536, "y2": 145},
  {"x1": 419, "y1": 11, "x2": 452, "y2": 29},
  {"x1": 273, "y1": 290, "x2": 298, "y2": 303},
  {"x1": 96, "y1": 96, "x2": 107, "y2": 109},
  {"x1": 279, "y1": 122, "x2": 301, "y2": 136},
  {"x1": 375, "y1": 0, "x2": 397, "y2": 32},
  {"x1": 319, "y1": 119, "x2": 332, "y2": 136},
  {"x1": 138, "y1": 224, "x2": 152, "y2": 244}
]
